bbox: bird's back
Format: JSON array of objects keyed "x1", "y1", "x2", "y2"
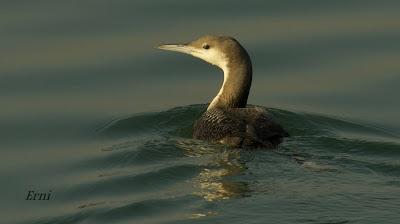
[{"x1": 193, "y1": 106, "x2": 289, "y2": 148}]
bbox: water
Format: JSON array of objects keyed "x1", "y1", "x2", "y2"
[{"x1": 1, "y1": 1, "x2": 400, "y2": 223}]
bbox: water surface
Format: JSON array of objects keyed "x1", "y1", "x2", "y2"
[{"x1": 1, "y1": 1, "x2": 400, "y2": 223}]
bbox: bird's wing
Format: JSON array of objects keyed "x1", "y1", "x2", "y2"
[{"x1": 227, "y1": 106, "x2": 289, "y2": 141}]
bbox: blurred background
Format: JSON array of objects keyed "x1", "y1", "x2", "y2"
[{"x1": 1, "y1": 0, "x2": 400, "y2": 145}]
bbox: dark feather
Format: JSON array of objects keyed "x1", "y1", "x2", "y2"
[{"x1": 193, "y1": 106, "x2": 289, "y2": 148}]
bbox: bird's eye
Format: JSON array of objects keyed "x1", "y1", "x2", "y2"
[{"x1": 202, "y1": 43, "x2": 210, "y2": 49}]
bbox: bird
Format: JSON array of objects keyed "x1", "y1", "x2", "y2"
[{"x1": 158, "y1": 35, "x2": 289, "y2": 148}]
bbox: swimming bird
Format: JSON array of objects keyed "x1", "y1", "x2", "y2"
[{"x1": 158, "y1": 35, "x2": 289, "y2": 148}]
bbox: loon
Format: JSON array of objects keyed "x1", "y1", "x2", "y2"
[{"x1": 158, "y1": 35, "x2": 289, "y2": 148}]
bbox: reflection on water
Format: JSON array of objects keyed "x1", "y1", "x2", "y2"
[
  {"x1": 195, "y1": 166, "x2": 249, "y2": 202},
  {"x1": 176, "y1": 139, "x2": 250, "y2": 202},
  {"x1": 67, "y1": 136, "x2": 252, "y2": 222},
  {"x1": 190, "y1": 211, "x2": 218, "y2": 219}
]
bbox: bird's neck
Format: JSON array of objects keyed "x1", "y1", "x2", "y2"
[{"x1": 208, "y1": 58, "x2": 252, "y2": 110}]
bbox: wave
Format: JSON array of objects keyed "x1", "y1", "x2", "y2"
[
  {"x1": 23, "y1": 105, "x2": 400, "y2": 224},
  {"x1": 99, "y1": 104, "x2": 399, "y2": 145}
]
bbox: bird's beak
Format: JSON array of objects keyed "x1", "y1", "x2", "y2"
[{"x1": 157, "y1": 44, "x2": 198, "y2": 55}]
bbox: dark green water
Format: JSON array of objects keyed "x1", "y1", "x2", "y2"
[{"x1": 1, "y1": 1, "x2": 400, "y2": 224}]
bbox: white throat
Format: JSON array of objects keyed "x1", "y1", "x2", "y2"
[
  {"x1": 189, "y1": 48, "x2": 230, "y2": 110},
  {"x1": 207, "y1": 63, "x2": 229, "y2": 110}
]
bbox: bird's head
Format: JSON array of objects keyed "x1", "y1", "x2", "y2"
[{"x1": 158, "y1": 35, "x2": 250, "y2": 72}]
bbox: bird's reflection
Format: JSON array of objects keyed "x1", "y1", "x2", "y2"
[{"x1": 176, "y1": 139, "x2": 251, "y2": 202}]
